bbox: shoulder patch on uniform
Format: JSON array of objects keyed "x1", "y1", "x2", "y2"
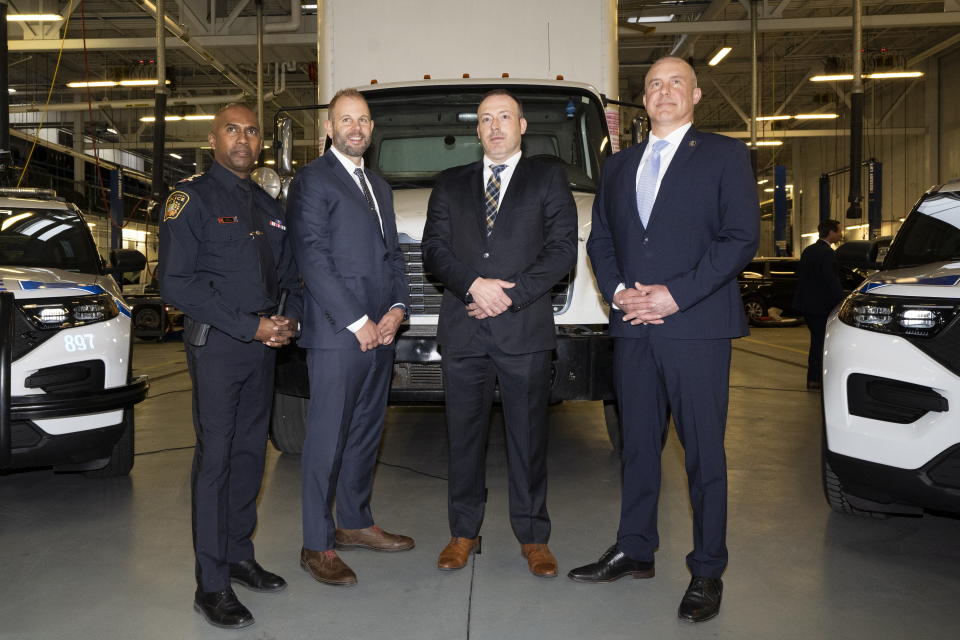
[{"x1": 164, "y1": 190, "x2": 190, "y2": 221}]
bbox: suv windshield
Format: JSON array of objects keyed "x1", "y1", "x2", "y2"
[
  {"x1": 885, "y1": 191, "x2": 960, "y2": 269},
  {"x1": 0, "y1": 206, "x2": 101, "y2": 273},
  {"x1": 362, "y1": 85, "x2": 609, "y2": 192}
]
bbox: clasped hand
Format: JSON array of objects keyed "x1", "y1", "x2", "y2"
[
  {"x1": 255, "y1": 315, "x2": 297, "y2": 347},
  {"x1": 355, "y1": 308, "x2": 405, "y2": 352},
  {"x1": 614, "y1": 282, "x2": 679, "y2": 325},
  {"x1": 466, "y1": 277, "x2": 515, "y2": 319}
]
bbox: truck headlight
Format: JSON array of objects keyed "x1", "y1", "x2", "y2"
[
  {"x1": 838, "y1": 293, "x2": 960, "y2": 338},
  {"x1": 17, "y1": 294, "x2": 120, "y2": 330}
]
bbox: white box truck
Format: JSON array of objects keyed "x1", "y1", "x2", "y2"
[{"x1": 263, "y1": 0, "x2": 641, "y2": 452}]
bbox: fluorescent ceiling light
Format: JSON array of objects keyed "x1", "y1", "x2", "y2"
[
  {"x1": 868, "y1": 71, "x2": 923, "y2": 79},
  {"x1": 747, "y1": 140, "x2": 783, "y2": 147},
  {"x1": 67, "y1": 81, "x2": 117, "y2": 88},
  {"x1": 794, "y1": 113, "x2": 838, "y2": 119},
  {"x1": 67, "y1": 79, "x2": 169, "y2": 88},
  {"x1": 119, "y1": 79, "x2": 169, "y2": 87},
  {"x1": 764, "y1": 188, "x2": 774, "y2": 193},
  {"x1": 302, "y1": 3, "x2": 318, "y2": 9},
  {"x1": 755, "y1": 115, "x2": 791, "y2": 121},
  {"x1": 7, "y1": 14, "x2": 63, "y2": 22},
  {"x1": 757, "y1": 179, "x2": 769, "y2": 185},
  {"x1": 812, "y1": 72, "x2": 923, "y2": 82},
  {"x1": 627, "y1": 14, "x2": 675, "y2": 23},
  {"x1": 801, "y1": 232, "x2": 818, "y2": 238},
  {"x1": 708, "y1": 47, "x2": 732, "y2": 66},
  {"x1": 265, "y1": 159, "x2": 276, "y2": 165},
  {"x1": 140, "y1": 115, "x2": 184, "y2": 122},
  {"x1": 169, "y1": 153, "x2": 183, "y2": 160},
  {"x1": 845, "y1": 223, "x2": 869, "y2": 230},
  {"x1": 183, "y1": 114, "x2": 214, "y2": 121},
  {"x1": 7, "y1": 88, "x2": 14, "y2": 94},
  {"x1": 106, "y1": 127, "x2": 119, "y2": 134}
]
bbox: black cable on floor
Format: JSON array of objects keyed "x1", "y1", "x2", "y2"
[
  {"x1": 376, "y1": 459, "x2": 448, "y2": 482},
  {"x1": 135, "y1": 444, "x2": 195, "y2": 457},
  {"x1": 730, "y1": 384, "x2": 815, "y2": 393},
  {"x1": 144, "y1": 387, "x2": 193, "y2": 400}
]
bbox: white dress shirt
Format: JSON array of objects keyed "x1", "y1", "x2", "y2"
[
  {"x1": 326, "y1": 145, "x2": 405, "y2": 333},
  {"x1": 614, "y1": 122, "x2": 693, "y2": 306}
]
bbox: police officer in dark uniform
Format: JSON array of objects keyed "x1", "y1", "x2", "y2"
[{"x1": 158, "y1": 103, "x2": 301, "y2": 630}]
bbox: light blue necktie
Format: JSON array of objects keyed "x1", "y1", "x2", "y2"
[{"x1": 636, "y1": 139, "x2": 669, "y2": 228}]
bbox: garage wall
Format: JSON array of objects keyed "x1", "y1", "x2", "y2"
[{"x1": 787, "y1": 46, "x2": 960, "y2": 256}]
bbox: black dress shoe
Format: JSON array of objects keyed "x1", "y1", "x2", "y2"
[
  {"x1": 678, "y1": 576, "x2": 723, "y2": 623},
  {"x1": 229, "y1": 558, "x2": 287, "y2": 593},
  {"x1": 567, "y1": 544, "x2": 654, "y2": 583},
  {"x1": 193, "y1": 588, "x2": 254, "y2": 629}
]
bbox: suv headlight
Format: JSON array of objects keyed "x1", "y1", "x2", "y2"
[
  {"x1": 838, "y1": 293, "x2": 960, "y2": 338},
  {"x1": 16, "y1": 293, "x2": 120, "y2": 330}
]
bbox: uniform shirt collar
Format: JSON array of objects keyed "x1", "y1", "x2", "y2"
[
  {"x1": 209, "y1": 160, "x2": 251, "y2": 190},
  {"x1": 329, "y1": 144, "x2": 365, "y2": 174}
]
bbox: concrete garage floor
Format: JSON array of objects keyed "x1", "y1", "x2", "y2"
[{"x1": 2, "y1": 327, "x2": 960, "y2": 640}]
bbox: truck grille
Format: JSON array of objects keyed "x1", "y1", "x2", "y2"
[{"x1": 400, "y1": 242, "x2": 573, "y2": 316}]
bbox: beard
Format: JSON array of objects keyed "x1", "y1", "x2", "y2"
[{"x1": 333, "y1": 131, "x2": 370, "y2": 158}]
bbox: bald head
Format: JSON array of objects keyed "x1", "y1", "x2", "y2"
[
  {"x1": 642, "y1": 56, "x2": 702, "y2": 137},
  {"x1": 207, "y1": 104, "x2": 262, "y2": 178}
]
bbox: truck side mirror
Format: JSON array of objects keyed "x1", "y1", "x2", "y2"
[{"x1": 107, "y1": 249, "x2": 146, "y2": 275}]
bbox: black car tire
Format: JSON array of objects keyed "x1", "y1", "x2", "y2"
[
  {"x1": 743, "y1": 296, "x2": 768, "y2": 323},
  {"x1": 85, "y1": 409, "x2": 135, "y2": 478},
  {"x1": 269, "y1": 392, "x2": 307, "y2": 454},
  {"x1": 603, "y1": 399, "x2": 622, "y2": 452},
  {"x1": 821, "y1": 446, "x2": 887, "y2": 519}
]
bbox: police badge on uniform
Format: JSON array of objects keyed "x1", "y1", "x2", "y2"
[{"x1": 164, "y1": 191, "x2": 190, "y2": 221}]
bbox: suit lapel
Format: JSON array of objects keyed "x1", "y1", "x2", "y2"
[
  {"x1": 467, "y1": 161, "x2": 487, "y2": 240},
  {"x1": 323, "y1": 151, "x2": 370, "y2": 211},
  {"x1": 647, "y1": 127, "x2": 702, "y2": 229}
]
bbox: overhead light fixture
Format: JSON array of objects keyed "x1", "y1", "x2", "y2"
[
  {"x1": 7, "y1": 88, "x2": 14, "y2": 94},
  {"x1": 746, "y1": 140, "x2": 784, "y2": 147},
  {"x1": 764, "y1": 188, "x2": 775, "y2": 193},
  {"x1": 811, "y1": 72, "x2": 923, "y2": 82},
  {"x1": 67, "y1": 79, "x2": 169, "y2": 88},
  {"x1": 801, "y1": 232, "x2": 818, "y2": 238},
  {"x1": 708, "y1": 47, "x2": 732, "y2": 66},
  {"x1": 794, "y1": 113, "x2": 839, "y2": 119},
  {"x1": 6, "y1": 14, "x2": 64, "y2": 22},
  {"x1": 265, "y1": 159, "x2": 276, "y2": 165},
  {"x1": 140, "y1": 115, "x2": 183, "y2": 122},
  {"x1": 119, "y1": 79, "x2": 169, "y2": 87},
  {"x1": 183, "y1": 114, "x2": 214, "y2": 121},
  {"x1": 67, "y1": 81, "x2": 117, "y2": 88},
  {"x1": 627, "y1": 15, "x2": 675, "y2": 23},
  {"x1": 845, "y1": 223, "x2": 869, "y2": 230},
  {"x1": 169, "y1": 153, "x2": 182, "y2": 160},
  {"x1": 757, "y1": 179, "x2": 769, "y2": 185},
  {"x1": 755, "y1": 115, "x2": 791, "y2": 121},
  {"x1": 302, "y1": 3, "x2": 319, "y2": 9},
  {"x1": 106, "y1": 127, "x2": 119, "y2": 135}
]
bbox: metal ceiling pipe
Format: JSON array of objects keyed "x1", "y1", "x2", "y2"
[
  {"x1": 847, "y1": 0, "x2": 864, "y2": 220},
  {"x1": 0, "y1": 0, "x2": 11, "y2": 186},
  {"x1": 264, "y1": 0, "x2": 302, "y2": 33},
  {"x1": 137, "y1": 0, "x2": 256, "y2": 96},
  {"x1": 151, "y1": 0, "x2": 168, "y2": 222},
  {"x1": 750, "y1": 0, "x2": 758, "y2": 175}
]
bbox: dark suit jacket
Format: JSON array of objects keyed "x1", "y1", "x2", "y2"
[
  {"x1": 587, "y1": 128, "x2": 760, "y2": 340},
  {"x1": 422, "y1": 157, "x2": 577, "y2": 354},
  {"x1": 792, "y1": 239, "x2": 844, "y2": 315},
  {"x1": 286, "y1": 152, "x2": 410, "y2": 350}
]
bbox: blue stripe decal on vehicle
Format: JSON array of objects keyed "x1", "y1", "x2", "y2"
[{"x1": 17, "y1": 280, "x2": 132, "y2": 317}]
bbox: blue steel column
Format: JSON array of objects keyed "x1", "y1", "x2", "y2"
[
  {"x1": 868, "y1": 160, "x2": 882, "y2": 238},
  {"x1": 110, "y1": 168, "x2": 123, "y2": 252},
  {"x1": 774, "y1": 164, "x2": 788, "y2": 256}
]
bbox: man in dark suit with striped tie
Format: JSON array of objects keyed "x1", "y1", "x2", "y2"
[
  {"x1": 422, "y1": 90, "x2": 577, "y2": 578},
  {"x1": 287, "y1": 88, "x2": 414, "y2": 588}
]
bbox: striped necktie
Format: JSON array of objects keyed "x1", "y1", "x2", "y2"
[
  {"x1": 636, "y1": 139, "x2": 669, "y2": 228},
  {"x1": 483, "y1": 164, "x2": 507, "y2": 235}
]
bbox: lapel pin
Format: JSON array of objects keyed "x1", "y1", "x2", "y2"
[{"x1": 688, "y1": 140, "x2": 698, "y2": 147}]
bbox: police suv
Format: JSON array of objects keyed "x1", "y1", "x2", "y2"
[
  {"x1": 1, "y1": 188, "x2": 149, "y2": 477},
  {"x1": 823, "y1": 179, "x2": 960, "y2": 517}
]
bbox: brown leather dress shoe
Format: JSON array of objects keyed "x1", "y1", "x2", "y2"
[
  {"x1": 521, "y1": 543, "x2": 558, "y2": 578},
  {"x1": 335, "y1": 525, "x2": 415, "y2": 552},
  {"x1": 437, "y1": 537, "x2": 479, "y2": 571},
  {"x1": 300, "y1": 548, "x2": 357, "y2": 586}
]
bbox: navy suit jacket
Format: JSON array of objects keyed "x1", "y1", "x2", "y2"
[
  {"x1": 286, "y1": 152, "x2": 410, "y2": 350},
  {"x1": 422, "y1": 157, "x2": 577, "y2": 354},
  {"x1": 587, "y1": 128, "x2": 759, "y2": 340},
  {"x1": 792, "y1": 239, "x2": 844, "y2": 315}
]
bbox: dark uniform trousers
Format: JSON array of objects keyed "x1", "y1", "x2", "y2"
[
  {"x1": 441, "y1": 323, "x2": 552, "y2": 544},
  {"x1": 805, "y1": 312, "x2": 829, "y2": 384},
  {"x1": 615, "y1": 335, "x2": 730, "y2": 579},
  {"x1": 301, "y1": 346, "x2": 395, "y2": 551},
  {"x1": 186, "y1": 328, "x2": 277, "y2": 592}
]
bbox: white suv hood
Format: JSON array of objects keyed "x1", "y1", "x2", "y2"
[
  {"x1": 858, "y1": 260, "x2": 960, "y2": 299},
  {"x1": 0, "y1": 266, "x2": 122, "y2": 302}
]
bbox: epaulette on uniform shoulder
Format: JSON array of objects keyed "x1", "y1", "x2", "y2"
[{"x1": 175, "y1": 173, "x2": 205, "y2": 186}]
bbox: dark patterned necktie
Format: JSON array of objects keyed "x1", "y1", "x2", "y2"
[
  {"x1": 354, "y1": 167, "x2": 384, "y2": 241},
  {"x1": 483, "y1": 164, "x2": 507, "y2": 235}
]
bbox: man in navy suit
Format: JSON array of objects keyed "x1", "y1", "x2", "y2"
[
  {"x1": 571, "y1": 57, "x2": 759, "y2": 623},
  {"x1": 792, "y1": 219, "x2": 844, "y2": 389},
  {"x1": 287, "y1": 88, "x2": 413, "y2": 588},
  {"x1": 422, "y1": 90, "x2": 577, "y2": 578}
]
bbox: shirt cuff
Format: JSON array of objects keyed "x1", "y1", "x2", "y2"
[
  {"x1": 611, "y1": 283, "x2": 626, "y2": 311},
  {"x1": 347, "y1": 314, "x2": 369, "y2": 333}
]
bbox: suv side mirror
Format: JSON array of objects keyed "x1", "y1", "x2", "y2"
[{"x1": 108, "y1": 249, "x2": 147, "y2": 275}]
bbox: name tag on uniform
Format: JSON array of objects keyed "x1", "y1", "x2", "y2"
[
  {"x1": 268, "y1": 219, "x2": 286, "y2": 231},
  {"x1": 218, "y1": 216, "x2": 239, "y2": 223}
]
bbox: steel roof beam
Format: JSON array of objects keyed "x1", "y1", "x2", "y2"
[{"x1": 626, "y1": 11, "x2": 960, "y2": 35}]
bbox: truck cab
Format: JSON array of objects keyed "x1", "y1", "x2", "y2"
[{"x1": 265, "y1": 79, "x2": 632, "y2": 452}]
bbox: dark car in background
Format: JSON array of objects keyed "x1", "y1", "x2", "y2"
[{"x1": 739, "y1": 257, "x2": 868, "y2": 324}]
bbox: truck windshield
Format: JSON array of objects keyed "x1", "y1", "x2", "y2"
[
  {"x1": 0, "y1": 207, "x2": 101, "y2": 274},
  {"x1": 885, "y1": 192, "x2": 960, "y2": 269},
  {"x1": 363, "y1": 85, "x2": 609, "y2": 192}
]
